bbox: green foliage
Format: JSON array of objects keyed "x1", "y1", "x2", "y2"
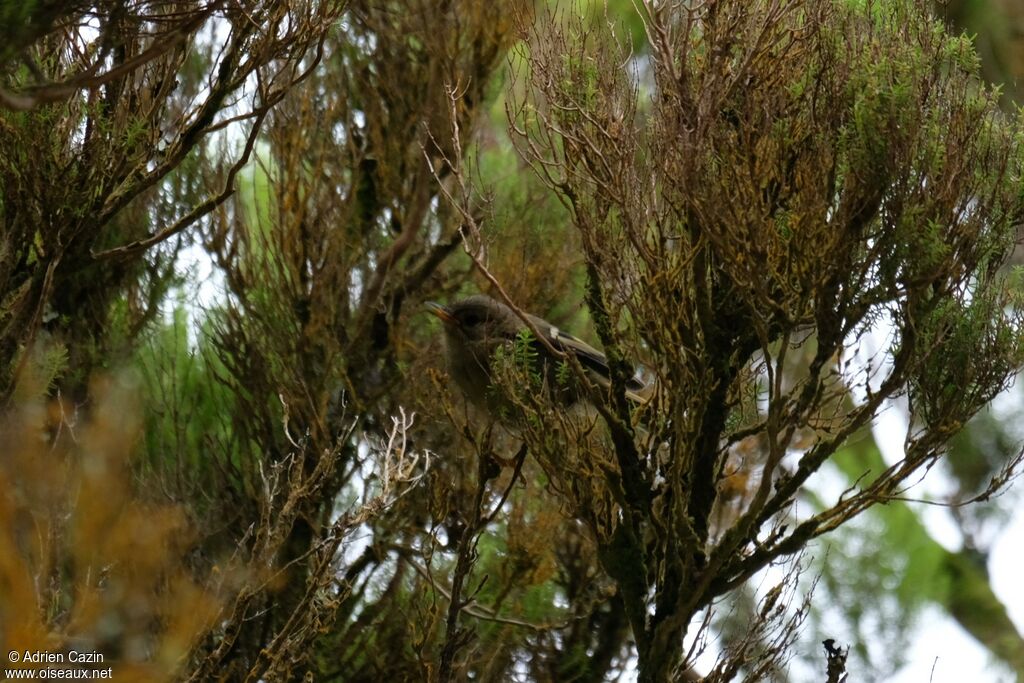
[
  {"x1": 555, "y1": 358, "x2": 573, "y2": 388},
  {"x1": 10, "y1": 335, "x2": 68, "y2": 402},
  {"x1": 0, "y1": 0, "x2": 58, "y2": 68},
  {"x1": 5, "y1": 0, "x2": 1024, "y2": 681},
  {"x1": 133, "y1": 305, "x2": 238, "y2": 485},
  {"x1": 513, "y1": 328, "x2": 542, "y2": 383},
  {"x1": 906, "y1": 286, "x2": 1024, "y2": 432}
]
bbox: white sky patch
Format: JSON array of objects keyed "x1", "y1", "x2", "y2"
[
  {"x1": 889, "y1": 606, "x2": 1011, "y2": 683},
  {"x1": 991, "y1": 508, "x2": 1024, "y2": 634}
]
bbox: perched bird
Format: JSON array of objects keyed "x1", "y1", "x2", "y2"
[{"x1": 426, "y1": 295, "x2": 652, "y2": 412}]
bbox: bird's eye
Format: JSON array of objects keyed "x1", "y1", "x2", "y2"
[{"x1": 461, "y1": 312, "x2": 482, "y2": 327}]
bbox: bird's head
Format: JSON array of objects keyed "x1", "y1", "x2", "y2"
[
  {"x1": 426, "y1": 296, "x2": 522, "y2": 408},
  {"x1": 425, "y1": 295, "x2": 518, "y2": 345}
]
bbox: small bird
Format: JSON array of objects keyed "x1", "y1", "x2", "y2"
[{"x1": 426, "y1": 295, "x2": 652, "y2": 412}]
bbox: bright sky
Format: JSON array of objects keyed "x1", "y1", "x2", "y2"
[{"x1": 876, "y1": 402, "x2": 1024, "y2": 683}]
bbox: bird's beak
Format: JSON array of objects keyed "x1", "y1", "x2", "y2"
[{"x1": 425, "y1": 301, "x2": 456, "y2": 325}]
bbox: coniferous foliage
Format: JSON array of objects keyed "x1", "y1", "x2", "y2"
[
  {"x1": 497, "y1": 1, "x2": 1024, "y2": 679},
  {"x1": 1, "y1": 1, "x2": 1023, "y2": 682}
]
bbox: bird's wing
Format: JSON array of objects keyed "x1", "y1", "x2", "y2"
[{"x1": 529, "y1": 318, "x2": 652, "y2": 404}]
